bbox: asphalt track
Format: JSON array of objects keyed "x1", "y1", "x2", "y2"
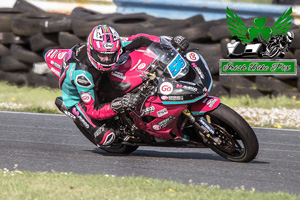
[{"x1": 0, "y1": 111, "x2": 299, "y2": 195}]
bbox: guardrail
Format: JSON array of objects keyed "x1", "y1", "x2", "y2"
[{"x1": 114, "y1": 0, "x2": 295, "y2": 21}]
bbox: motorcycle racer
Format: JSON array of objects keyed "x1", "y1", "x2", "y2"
[{"x1": 45, "y1": 25, "x2": 189, "y2": 147}]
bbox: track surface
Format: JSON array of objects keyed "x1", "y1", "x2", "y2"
[{"x1": 0, "y1": 111, "x2": 300, "y2": 194}]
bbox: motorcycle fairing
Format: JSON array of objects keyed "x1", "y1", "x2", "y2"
[
  {"x1": 131, "y1": 96, "x2": 187, "y2": 140},
  {"x1": 190, "y1": 96, "x2": 221, "y2": 114},
  {"x1": 109, "y1": 48, "x2": 153, "y2": 93},
  {"x1": 160, "y1": 51, "x2": 213, "y2": 105}
]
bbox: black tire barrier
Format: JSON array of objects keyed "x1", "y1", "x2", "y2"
[
  {"x1": 272, "y1": 65, "x2": 300, "y2": 80},
  {"x1": 101, "y1": 13, "x2": 157, "y2": 36},
  {"x1": 298, "y1": 78, "x2": 300, "y2": 92},
  {"x1": 209, "y1": 81, "x2": 229, "y2": 97},
  {"x1": 71, "y1": 14, "x2": 116, "y2": 37},
  {"x1": 189, "y1": 43, "x2": 222, "y2": 58},
  {"x1": 0, "y1": 43, "x2": 11, "y2": 57},
  {"x1": 135, "y1": 22, "x2": 188, "y2": 37},
  {"x1": 230, "y1": 87, "x2": 264, "y2": 98},
  {"x1": 219, "y1": 76, "x2": 257, "y2": 89},
  {"x1": 26, "y1": 71, "x2": 58, "y2": 88},
  {"x1": 185, "y1": 14, "x2": 205, "y2": 26},
  {"x1": 294, "y1": 49, "x2": 300, "y2": 61},
  {"x1": 29, "y1": 33, "x2": 58, "y2": 52},
  {"x1": 256, "y1": 76, "x2": 298, "y2": 92},
  {"x1": 148, "y1": 17, "x2": 182, "y2": 28},
  {"x1": 0, "y1": 8, "x2": 23, "y2": 32},
  {"x1": 0, "y1": 56, "x2": 31, "y2": 72},
  {"x1": 0, "y1": 32, "x2": 27, "y2": 45},
  {"x1": 13, "y1": 0, "x2": 46, "y2": 14},
  {"x1": 10, "y1": 44, "x2": 44, "y2": 63},
  {"x1": 209, "y1": 25, "x2": 231, "y2": 42},
  {"x1": 205, "y1": 56, "x2": 222, "y2": 75},
  {"x1": 70, "y1": 7, "x2": 101, "y2": 20},
  {"x1": 179, "y1": 18, "x2": 227, "y2": 42},
  {"x1": 291, "y1": 28, "x2": 300, "y2": 49},
  {"x1": 11, "y1": 13, "x2": 71, "y2": 36},
  {"x1": 58, "y1": 32, "x2": 84, "y2": 49},
  {"x1": 0, "y1": 1, "x2": 298, "y2": 97},
  {"x1": 220, "y1": 38, "x2": 230, "y2": 58},
  {"x1": 0, "y1": 71, "x2": 27, "y2": 86}
]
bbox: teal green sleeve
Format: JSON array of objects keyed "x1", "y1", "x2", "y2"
[{"x1": 72, "y1": 70, "x2": 96, "y2": 99}]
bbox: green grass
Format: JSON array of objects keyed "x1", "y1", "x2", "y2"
[
  {"x1": 0, "y1": 81, "x2": 61, "y2": 114},
  {"x1": 0, "y1": 169, "x2": 299, "y2": 200}
]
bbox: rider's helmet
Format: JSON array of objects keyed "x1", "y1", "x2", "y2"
[
  {"x1": 286, "y1": 31, "x2": 294, "y2": 43},
  {"x1": 87, "y1": 25, "x2": 122, "y2": 71}
]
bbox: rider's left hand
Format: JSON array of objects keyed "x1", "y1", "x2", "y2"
[
  {"x1": 171, "y1": 36, "x2": 189, "y2": 52},
  {"x1": 122, "y1": 93, "x2": 142, "y2": 110}
]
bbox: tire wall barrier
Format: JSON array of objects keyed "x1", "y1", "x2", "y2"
[{"x1": 1, "y1": 0, "x2": 300, "y2": 98}]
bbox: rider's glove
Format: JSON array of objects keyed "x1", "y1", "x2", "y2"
[
  {"x1": 111, "y1": 97, "x2": 124, "y2": 113},
  {"x1": 122, "y1": 93, "x2": 142, "y2": 110},
  {"x1": 111, "y1": 93, "x2": 141, "y2": 113},
  {"x1": 171, "y1": 36, "x2": 189, "y2": 52}
]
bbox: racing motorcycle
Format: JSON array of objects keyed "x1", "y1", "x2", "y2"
[{"x1": 45, "y1": 37, "x2": 259, "y2": 162}]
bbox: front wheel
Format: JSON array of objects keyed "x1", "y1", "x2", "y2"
[{"x1": 203, "y1": 103, "x2": 259, "y2": 162}]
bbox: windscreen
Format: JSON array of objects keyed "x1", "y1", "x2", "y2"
[{"x1": 142, "y1": 37, "x2": 189, "y2": 79}]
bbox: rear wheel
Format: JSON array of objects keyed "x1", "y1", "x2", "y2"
[
  {"x1": 100, "y1": 144, "x2": 139, "y2": 154},
  {"x1": 201, "y1": 103, "x2": 258, "y2": 162},
  {"x1": 75, "y1": 122, "x2": 139, "y2": 154}
]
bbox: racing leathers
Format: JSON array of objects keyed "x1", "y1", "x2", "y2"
[{"x1": 58, "y1": 34, "x2": 160, "y2": 146}]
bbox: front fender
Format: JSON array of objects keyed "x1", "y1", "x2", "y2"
[{"x1": 190, "y1": 96, "x2": 220, "y2": 115}]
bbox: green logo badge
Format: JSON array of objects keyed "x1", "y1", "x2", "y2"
[
  {"x1": 220, "y1": 7, "x2": 297, "y2": 75},
  {"x1": 226, "y1": 7, "x2": 292, "y2": 43}
]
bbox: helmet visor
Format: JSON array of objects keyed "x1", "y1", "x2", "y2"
[{"x1": 91, "y1": 50, "x2": 118, "y2": 67}]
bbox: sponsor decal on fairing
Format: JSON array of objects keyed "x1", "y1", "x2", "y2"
[
  {"x1": 168, "y1": 96, "x2": 184, "y2": 101},
  {"x1": 161, "y1": 96, "x2": 168, "y2": 100},
  {"x1": 159, "y1": 82, "x2": 173, "y2": 95},
  {"x1": 157, "y1": 116, "x2": 176, "y2": 128},
  {"x1": 157, "y1": 108, "x2": 168, "y2": 117},
  {"x1": 183, "y1": 85, "x2": 198, "y2": 92},
  {"x1": 206, "y1": 98, "x2": 218, "y2": 108},
  {"x1": 186, "y1": 52, "x2": 200, "y2": 62},
  {"x1": 142, "y1": 106, "x2": 155, "y2": 114},
  {"x1": 152, "y1": 124, "x2": 161, "y2": 131}
]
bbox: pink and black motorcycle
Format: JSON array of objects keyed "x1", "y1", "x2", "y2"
[{"x1": 46, "y1": 37, "x2": 258, "y2": 162}]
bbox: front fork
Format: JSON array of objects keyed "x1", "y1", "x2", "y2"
[{"x1": 182, "y1": 108, "x2": 221, "y2": 145}]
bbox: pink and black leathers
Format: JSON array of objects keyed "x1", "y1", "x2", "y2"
[{"x1": 44, "y1": 33, "x2": 161, "y2": 146}]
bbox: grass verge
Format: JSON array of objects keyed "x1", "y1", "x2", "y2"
[
  {"x1": 1, "y1": 168, "x2": 299, "y2": 200},
  {"x1": 0, "y1": 81, "x2": 61, "y2": 114}
]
